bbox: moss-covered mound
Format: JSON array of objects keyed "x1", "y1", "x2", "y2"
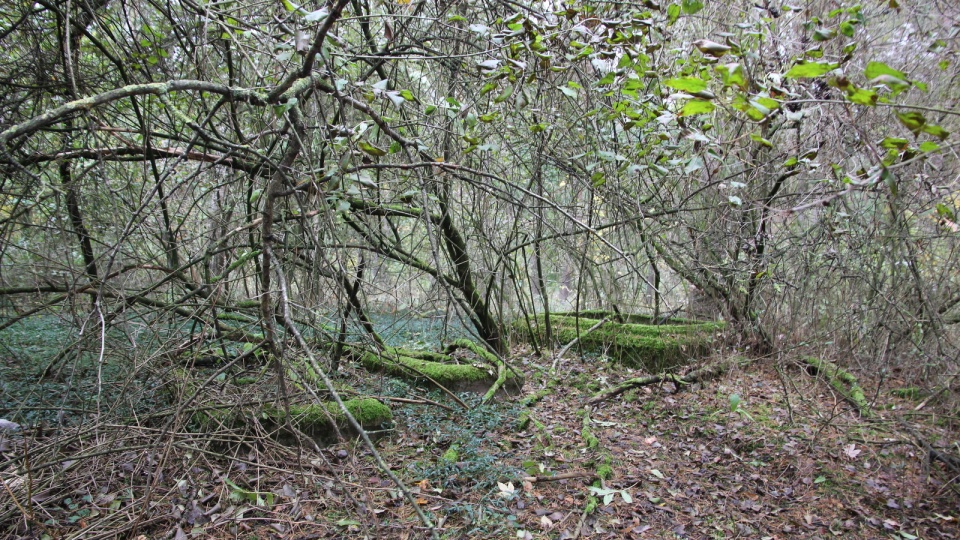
[
  {"x1": 517, "y1": 311, "x2": 725, "y2": 371},
  {"x1": 361, "y1": 345, "x2": 523, "y2": 395}
]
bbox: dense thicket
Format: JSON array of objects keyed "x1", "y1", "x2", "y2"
[{"x1": 1, "y1": 0, "x2": 958, "y2": 392}]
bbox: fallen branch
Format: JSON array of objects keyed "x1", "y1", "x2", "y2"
[
  {"x1": 914, "y1": 369, "x2": 960, "y2": 411},
  {"x1": 482, "y1": 360, "x2": 508, "y2": 404},
  {"x1": 588, "y1": 357, "x2": 734, "y2": 405},
  {"x1": 445, "y1": 338, "x2": 522, "y2": 403},
  {"x1": 551, "y1": 317, "x2": 608, "y2": 372},
  {"x1": 364, "y1": 395, "x2": 455, "y2": 412},
  {"x1": 523, "y1": 471, "x2": 597, "y2": 483},
  {"x1": 897, "y1": 420, "x2": 960, "y2": 477}
]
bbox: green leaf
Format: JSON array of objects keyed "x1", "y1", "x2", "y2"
[
  {"x1": 304, "y1": 7, "x2": 328, "y2": 21},
  {"x1": 716, "y1": 63, "x2": 747, "y2": 89},
  {"x1": 620, "y1": 491, "x2": 633, "y2": 504},
  {"x1": 732, "y1": 95, "x2": 765, "y2": 120},
  {"x1": 881, "y1": 167, "x2": 898, "y2": 196},
  {"x1": 398, "y1": 89, "x2": 416, "y2": 101},
  {"x1": 784, "y1": 62, "x2": 837, "y2": 79},
  {"x1": 667, "y1": 4, "x2": 681, "y2": 24},
  {"x1": 693, "y1": 39, "x2": 731, "y2": 57},
  {"x1": 424, "y1": 105, "x2": 437, "y2": 115},
  {"x1": 783, "y1": 157, "x2": 798, "y2": 167},
  {"x1": 839, "y1": 21, "x2": 855, "y2": 37},
  {"x1": 679, "y1": 99, "x2": 715, "y2": 116},
  {"x1": 529, "y1": 123, "x2": 548, "y2": 133},
  {"x1": 936, "y1": 203, "x2": 956, "y2": 221},
  {"x1": 880, "y1": 137, "x2": 908, "y2": 150},
  {"x1": 919, "y1": 141, "x2": 940, "y2": 153},
  {"x1": 493, "y1": 84, "x2": 514, "y2": 103},
  {"x1": 729, "y1": 394, "x2": 741, "y2": 411},
  {"x1": 896, "y1": 111, "x2": 926, "y2": 135},
  {"x1": 752, "y1": 96, "x2": 780, "y2": 113},
  {"x1": 681, "y1": 0, "x2": 703, "y2": 14},
  {"x1": 558, "y1": 86, "x2": 578, "y2": 98},
  {"x1": 922, "y1": 124, "x2": 949, "y2": 140},
  {"x1": 814, "y1": 475, "x2": 826, "y2": 484},
  {"x1": 358, "y1": 140, "x2": 386, "y2": 157},
  {"x1": 865, "y1": 61, "x2": 907, "y2": 82},
  {"x1": 845, "y1": 88, "x2": 877, "y2": 106},
  {"x1": 812, "y1": 28, "x2": 836, "y2": 41},
  {"x1": 664, "y1": 77, "x2": 707, "y2": 93}
]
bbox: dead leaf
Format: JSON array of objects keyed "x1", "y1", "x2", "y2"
[{"x1": 843, "y1": 444, "x2": 861, "y2": 459}]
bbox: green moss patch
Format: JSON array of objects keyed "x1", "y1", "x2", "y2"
[
  {"x1": 360, "y1": 345, "x2": 523, "y2": 395},
  {"x1": 516, "y1": 311, "x2": 725, "y2": 371}
]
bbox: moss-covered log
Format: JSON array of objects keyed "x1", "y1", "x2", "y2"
[
  {"x1": 360, "y1": 344, "x2": 523, "y2": 396},
  {"x1": 268, "y1": 398, "x2": 392, "y2": 438},
  {"x1": 195, "y1": 398, "x2": 392, "y2": 442},
  {"x1": 516, "y1": 311, "x2": 724, "y2": 371},
  {"x1": 803, "y1": 357, "x2": 872, "y2": 417}
]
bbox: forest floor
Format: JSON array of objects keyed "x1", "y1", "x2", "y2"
[{"x1": 3, "y1": 344, "x2": 960, "y2": 539}]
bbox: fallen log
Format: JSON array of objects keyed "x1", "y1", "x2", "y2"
[{"x1": 588, "y1": 357, "x2": 736, "y2": 405}]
